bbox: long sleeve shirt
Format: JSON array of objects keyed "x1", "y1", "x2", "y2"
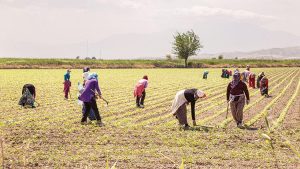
[
  {"x1": 184, "y1": 88, "x2": 198, "y2": 120},
  {"x1": 227, "y1": 81, "x2": 250, "y2": 101},
  {"x1": 79, "y1": 79, "x2": 101, "y2": 102},
  {"x1": 64, "y1": 73, "x2": 70, "y2": 81},
  {"x1": 138, "y1": 79, "x2": 148, "y2": 88}
]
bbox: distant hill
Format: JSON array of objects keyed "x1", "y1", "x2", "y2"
[{"x1": 198, "y1": 46, "x2": 300, "y2": 59}]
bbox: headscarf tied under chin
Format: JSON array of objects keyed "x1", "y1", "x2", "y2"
[{"x1": 231, "y1": 72, "x2": 241, "y2": 88}]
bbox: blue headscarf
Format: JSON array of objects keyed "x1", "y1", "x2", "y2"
[{"x1": 88, "y1": 72, "x2": 98, "y2": 81}]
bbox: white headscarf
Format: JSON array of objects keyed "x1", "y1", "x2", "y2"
[
  {"x1": 83, "y1": 72, "x2": 89, "y2": 80},
  {"x1": 196, "y1": 90, "x2": 205, "y2": 98}
]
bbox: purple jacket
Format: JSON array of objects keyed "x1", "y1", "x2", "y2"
[{"x1": 79, "y1": 79, "x2": 101, "y2": 102}]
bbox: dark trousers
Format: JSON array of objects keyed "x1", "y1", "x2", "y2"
[
  {"x1": 81, "y1": 99, "x2": 101, "y2": 122},
  {"x1": 136, "y1": 91, "x2": 146, "y2": 106}
]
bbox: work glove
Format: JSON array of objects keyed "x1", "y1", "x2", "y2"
[
  {"x1": 246, "y1": 100, "x2": 250, "y2": 105},
  {"x1": 193, "y1": 120, "x2": 197, "y2": 126}
]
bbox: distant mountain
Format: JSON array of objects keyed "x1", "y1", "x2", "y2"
[{"x1": 197, "y1": 46, "x2": 300, "y2": 59}]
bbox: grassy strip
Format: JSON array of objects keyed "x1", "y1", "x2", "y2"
[{"x1": 0, "y1": 58, "x2": 299, "y2": 68}]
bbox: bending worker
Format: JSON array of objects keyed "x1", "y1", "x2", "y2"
[
  {"x1": 134, "y1": 75, "x2": 148, "y2": 108},
  {"x1": 171, "y1": 89, "x2": 206, "y2": 129},
  {"x1": 79, "y1": 73, "x2": 104, "y2": 127}
]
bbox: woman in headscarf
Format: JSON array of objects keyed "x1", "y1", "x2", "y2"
[
  {"x1": 171, "y1": 89, "x2": 206, "y2": 129},
  {"x1": 79, "y1": 68, "x2": 96, "y2": 121},
  {"x1": 257, "y1": 72, "x2": 265, "y2": 88},
  {"x1": 227, "y1": 72, "x2": 250, "y2": 128},
  {"x1": 79, "y1": 72, "x2": 104, "y2": 126},
  {"x1": 249, "y1": 73, "x2": 256, "y2": 88},
  {"x1": 63, "y1": 69, "x2": 71, "y2": 99},
  {"x1": 19, "y1": 84, "x2": 36, "y2": 108},
  {"x1": 203, "y1": 70, "x2": 209, "y2": 79},
  {"x1": 260, "y1": 76, "x2": 269, "y2": 97},
  {"x1": 134, "y1": 75, "x2": 148, "y2": 108}
]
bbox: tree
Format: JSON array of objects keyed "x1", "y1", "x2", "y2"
[
  {"x1": 92, "y1": 56, "x2": 97, "y2": 60},
  {"x1": 166, "y1": 54, "x2": 172, "y2": 60},
  {"x1": 172, "y1": 30, "x2": 203, "y2": 68},
  {"x1": 218, "y1": 55, "x2": 223, "y2": 59},
  {"x1": 76, "y1": 56, "x2": 80, "y2": 59}
]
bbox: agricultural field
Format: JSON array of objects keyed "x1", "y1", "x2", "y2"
[{"x1": 0, "y1": 67, "x2": 299, "y2": 168}]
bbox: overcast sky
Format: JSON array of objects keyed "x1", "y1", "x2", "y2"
[{"x1": 1, "y1": 0, "x2": 300, "y2": 59}]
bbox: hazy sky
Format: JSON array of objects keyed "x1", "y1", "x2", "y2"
[{"x1": 1, "y1": 0, "x2": 300, "y2": 59}]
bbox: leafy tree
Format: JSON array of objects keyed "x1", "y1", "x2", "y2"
[
  {"x1": 172, "y1": 30, "x2": 203, "y2": 67},
  {"x1": 166, "y1": 54, "x2": 172, "y2": 60},
  {"x1": 92, "y1": 56, "x2": 97, "y2": 60},
  {"x1": 76, "y1": 56, "x2": 80, "y2": 59},
  {"x1": 218, "y1": 55, "x2": 223, "y2": 59}
]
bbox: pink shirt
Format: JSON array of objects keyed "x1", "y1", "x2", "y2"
[{"x1": 138, "y1": 79, "x2": 148, "y2": 88}]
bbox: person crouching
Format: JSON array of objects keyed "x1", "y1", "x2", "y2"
[
  {"x1": 79, "y1": 73, "x2": 104, "y2": 126},
  {"x1": 171, "y1": 89, "x2": 206, "y2": 129}
]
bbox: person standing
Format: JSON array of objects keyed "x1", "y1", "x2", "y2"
[
  {"x1": 241, "y1": 65, "x2": 251, "y2": 83},
  {"x1": 79, "y1": 73, "x2": 104, "y2": 126},
  {"x1": 63, "y1": 69, "x2": 71, "y2": 99},
  {"x1": 134, "y1": 75, "x2": 148, "y2": 108},
  {"x1": 249, "y1": 73, "x2": 256, "y2": 88},
  {"x1": 227, "y1": 72, "x2": 250, "y2": 128},
  {"x1": 171, "y1": 89, "x2": 206, "y2": 129}
]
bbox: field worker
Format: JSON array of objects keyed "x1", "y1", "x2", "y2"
[
  {"x1": 225, "y1": 69, "x2": 230, "y2": 78},
  {"x1": 257, "y1": 72, "x2": 265, "y2": 88},
  {"x1": 249, "y1": 73, "x2": 256, "y2": 88},
  {"x1": 221, "y1": 69, "x2": 226, "y2": 78},
  {"x1": 134, "y1": 75, "x2": 148, "y2": 108},
  {"x1": 79, "y1": 67, "x2": 96, "y2": 121},
  {"x1": 82, "y1": 67, "x2": 91, "y2": 86},
  {"x1": 171, "y1": 89, "x2": 206, "y2": 129},
  {"x1": 22, "y1": 84, "x2": 36, "y2": 99},
  {"x1": 79, "y1": 72, "x2": 104, "y2": 126},
  {"x1": 203, "y1": 71, "x2": 209, "y2": 79},
  {"x1": 19, "y1": 84, "x2": 36, "y2": 108},
  {"x1": 241, "y1": 65, "x2": 251, "y2": 83},
  {"x1": 260, "y1": 76, "x2": 269, "y2": 97},
  {"x1": 227, "y1": 72, "x2": 250, "y2": 128},
  {"x1": 63, "y1": 69, "x2": 71, "y2": 99}
]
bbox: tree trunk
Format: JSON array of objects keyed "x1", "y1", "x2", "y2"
[{"x1": 184, "y1": 58, "x2": 188, "y2": 68}]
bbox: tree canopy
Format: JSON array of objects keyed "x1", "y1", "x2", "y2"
[{"x1": 172, "y1": 30, "x2": 203, "y2": 67}]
